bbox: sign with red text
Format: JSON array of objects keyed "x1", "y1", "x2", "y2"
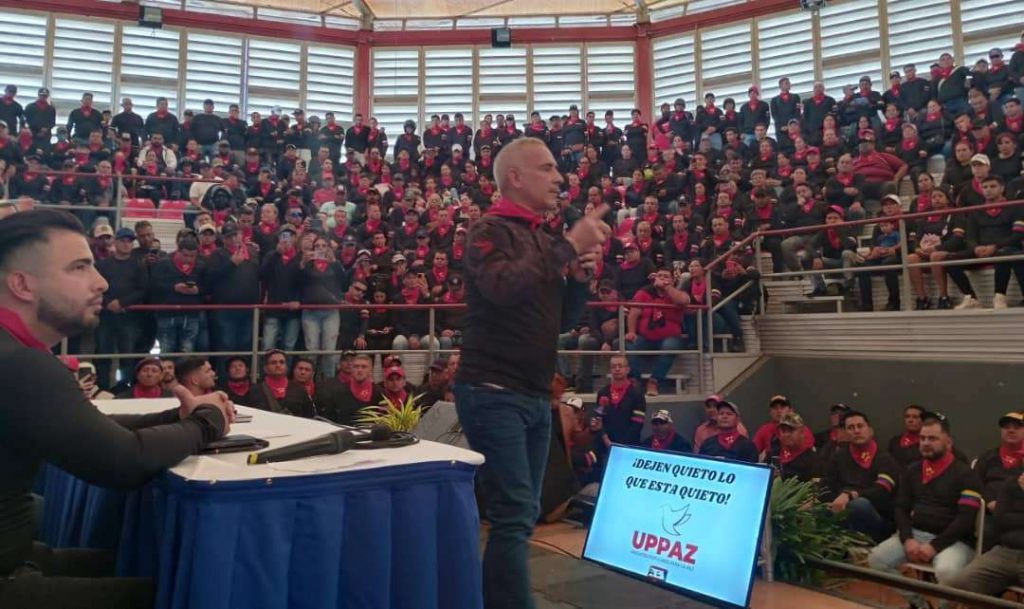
[{"x1": 582, "y1": 445, "x2": 772, "y2": 608}]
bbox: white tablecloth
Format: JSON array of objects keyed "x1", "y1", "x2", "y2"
[{"x1": 96, "y1": 398, "x2": 483, "y2": 483}]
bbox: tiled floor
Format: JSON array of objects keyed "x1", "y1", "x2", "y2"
[{"x1": 528, "y1": 522, "x2": 877, "y2": 609}]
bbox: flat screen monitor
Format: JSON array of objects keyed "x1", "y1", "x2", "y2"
[{"x1": 582, "y1": 444, "x2": 772, "y2": 608}]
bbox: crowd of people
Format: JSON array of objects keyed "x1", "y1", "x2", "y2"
[
  {"x1": 1, "y1": 41, "x2": 1024, "y2": 393},
  {"x1": 568, "y1": 378, "x2": 1024, "y2": 605}
]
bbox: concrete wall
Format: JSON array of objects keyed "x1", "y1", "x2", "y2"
[{"x1": 723, "y1": 356, "x2": 1024, "y2": 458}]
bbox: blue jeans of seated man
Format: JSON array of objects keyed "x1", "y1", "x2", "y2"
[
  {"x1": 626, "y1": 335, "x2": 685, "y2": 382},
  {"x1": 213, "y1": 310, "x2": 253, "y2": 354},
  {"x1": 454, "y1": 383, "x2": 550, "y2": 609},
  {"x1": 845, "y1": 497, "x2": 893, "y2": 543},
  {"x1": 263, "y1": 313, "x2": 300, "y2": 353},
  {"x1": 556, "y1": 333, "x2": 604, "y2": 391},
  {"x1": 156, "y1": 313, "x2": 200, "y2": 354},
  {"x1": 868, "y1": 528, "x2": 975, "y2": 609},
  {"x1": 810, "y1": 251, "x2": 859, "y2": 292},
  {"x1": 683, "y1": 312, "x2": 729, "y2": 351}
]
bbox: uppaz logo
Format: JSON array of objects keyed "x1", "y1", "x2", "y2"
[{"x1": 631, "y1": 502, "x2": 697, "y2": 566}]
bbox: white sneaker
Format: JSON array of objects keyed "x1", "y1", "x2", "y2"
[
  {"x1": 955, "y1": 295, "x2": 981, "y2": 310},
  {"x1": 994, "y1": 293, "x2": 1008, "y2": 309}
]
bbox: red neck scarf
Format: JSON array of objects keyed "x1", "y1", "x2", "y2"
[
  {"x1": 999, "y1": 443, "x2": 1024, "y2": 469},
  {"x1": 400, "y1": 286, "x2": 421, "y2": 303},
  {"x1": 850, "y1": 440, "x2": 877, "y2": 469},
  {"x1": 779, "y1": 442, "x2": 811, "y2": 464},
  {"x1": 609, "y1": 379, "x2": 631, "y2": 405},
  {"x1": 228, "y1": 379, "x2": 251, "y2": 396},
  {"x1": 259, "y1": 220, "x2": 279, "y2": 235},
  {"x1": 1006, "y1": 115, "x2": 1023, "y2": 133},
  {"x1": 717, "y1": 429, "x2": 740, "y2": 450},
  {"x1": 265, "y1": 375, "x2": 288, "y2": 399},
  {"x1": 385, "y1": 389, "x2": 407, "y2": 406},
  {"x1": 0, "y1": 307, "x2": 49, "y2": 351},
  {"x1": 899, "y1": 430, "x2": 920, "y2": 448},
  {"x1": 133, "y1": 384, "x2": 162, "y2": 399},
  {"x1": 672, "y1": 231, "x2": 689, "y2": 251},
  {"x1": 690, "y1": 278, "x2": 706, "y2": 303},
  {"x1": 836, "y1": 173, "x2": 854, "y2": 187},
  {"x1": 172, "y1": 251, "x2": 195, "y2": 275},
  {"x1": 885, "y1": 117, "x2": 900, "y2": 132},
  {"x1": 922, "y1": 451, "x2": 955, "y2": 484},
  {"x1": 826, "y1": 228, "x2": 840, "y2": 249},
  {"x1": 199, "y1": 242, "x2": 217, "y2": 258},
  {"x1": 652, "y1": 430, "x2": 678, "y2": 451},
  {"x1": 349, "y1": 379, "x2": 374, "y2": 403},
  {"x1": 488, "y1": 198, "x2": 543, "y2": 230},
  {"x1": 901, "y1": 137, "x2": 919, "y2": 151}
]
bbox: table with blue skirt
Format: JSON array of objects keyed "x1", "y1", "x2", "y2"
[{"x1": 37, "y1": 399, "x2": 484, "y2": 609}]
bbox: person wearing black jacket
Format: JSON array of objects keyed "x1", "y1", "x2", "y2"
[
  {"x1": 947, "y1": 470, "x2": 1024, "y2": 596},
  {"x1": 191, "y1": 100, "x2": 224, "y2": 158},
  {"x1": 317, "y1": 353, "x2": 382, "y2": 425},
  {"x1": 738, "y1": 87, "x2": 770, "y2": 146},
  {"x1": 769, "y1": 78, "x2": 801, "y2": 140},
  {"x1": 260, "y1": 227, "x2": 302, "y2": 353},
  {"x1": 594, "y1": 355, "x2": 645, "y2": 446},
  {"x1": 824, "y1": 411, "x2": 899, "y2": 542},
  {"x1": 149, "y1": 235, "x2": 204, "y2": 354},
  {"x1": 808, "y1": 206, "x2": 859, "y2": 295},
  {"x1": 219, "y1": 356, "x2": 268, "y2": 411},
  {"x1": 65, "y1": 93, "x2": 102, "y2": 143},
  {"x1": 0, "y1": 210, "x2": 231, "y2": 609},
  {"x1": 888, "y1": 405, "x2": 927, "y2": 467},
  {"x1": 868, "y1": 414, "x2": 983, "y2": 607},
  {"x1": 640, "y1": 410, "x2": 691, "y2": 453},
  {"x1": 144, "y1": 98, "x2": 180, "y2": 147},
  {"x1": 699, "y1": 401, "x2": 758, "y2": 462},
  {"x1": 299, "y1": 235, "x2": 347, "y2": 377},
  {"x1": 973, "y1": 412, "x2": 1024, "y2": 516},
  {"x1": 454, "y1": 137, "x2": 607, "y2": 609},
  {"x1": 95, "y1": 227, "x2": 148, "y2": 389},
  {"x1": 899, "y1": 64, "x2": 931, "y2": 116},
  {"x1": 204, "y1": 224, "x2": 259, "y2": 366},
  {"x1": 0, "y1": 86, "x2": 23, "y2": 135},
  {"x1": 769, "y1": 412, "x2": 820, "y2": 482},
  {"x1": 23, "y1": 88, "x2": 55, "y2": 135},
  {"x1": 111, "y1": 97, "x2": 144, "y2": 147},
  {"x1": 932, "y1": 53, "x2": 972, "y2": 117}
]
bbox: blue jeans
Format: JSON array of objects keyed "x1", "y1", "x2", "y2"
[
  {"x1": 301, "y1": 309, "x2": 340, "y2": 377},
  {"x1": 213, "y1": 310, "x2": 253, "y2": 354},
  {"x1": 263, "y1": 314, "x2": 300, "y2": 352},
  {"x1": 942, "y1": 97, "x2": 970, "y2": 118},
  {"x1": 683, "y1": 312, "x2": 727, "y2": 351},
  {"x1": 454, "y1": 383, "x2": 551, "y2": 609},
  {"x1": 156, "y1": 313, "x2": 200, "y2": 354},
  {"x1": 846, "y1": 497, "x2": 892, "y2": 543},
  {"x1": 94, "y1": 311, "x2": 141, "y2": 389},
  {"x1": 626, "y1": 334, "x2": 685, "y2": 382},
  {"x1": 868, "y1": 528, "x2": 975, "y2": 609}
]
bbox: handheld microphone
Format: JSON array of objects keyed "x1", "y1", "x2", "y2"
[{"x1": 247, "y1": 429, "x2": 355, "y2": 465}]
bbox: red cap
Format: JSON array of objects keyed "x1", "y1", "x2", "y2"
[
  {"x1": 806, "y1": 146, "x2": 821, "y2": 155},
  {"x1": 828, "y1": 205, "x2": 846, "y2": 218}
]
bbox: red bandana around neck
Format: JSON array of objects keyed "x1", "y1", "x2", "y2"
[
  {"x1": 717, "y1": 429, "x2": 740, "y2": 450},
  {"x1": 133, "y1": 384, "x2": 163, "y2": 399},
  {"x1": 0, "y1": 307, "x2": 50, "y2": 352},
  {"x1": 228, "y1": 379, "x2": 251, "y2": 396},
  {"x1": 779, "y1": 442, "x2": 810, "y2": 464},
  {"x1": 899, "y1": 431, "x2": 920, "y2": 448},
  {"x1": 999, "y1": 444, "x2": 1024, "y2": 469},
  {"x1": 349, "y1": 379, "x2": 374, "y2": 403},
  {"x1": 609, "y1": 379, "x2": 631, "y2": 405},
  {"x1": 850, "y1": 440, "x2": 877, "y2": 469},
  {"x1": 488, "y1": 198, "x2": 543, "y2": 230},
  {"x1": 265, "y1": 375, "x2": 289, "y2": 399},
  {"x1": 922, "y1": 451, "x2": 955, "y2": 484},
  {"x1": 652, "y1": 430, "x2": 677, "y2": 451}
]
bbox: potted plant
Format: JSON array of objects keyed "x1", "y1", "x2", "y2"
[
  {"x1": 769, "y1": 476, "x2": 871, "y2": 584},
  {"x1": 355, "y1": 393, "x2": 424, "y2": 432}
]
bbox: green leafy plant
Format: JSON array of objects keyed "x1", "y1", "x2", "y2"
[
  {"x1": 355, "y1": 393, "x2": 424, "y2": 432},
  {"x1": 769, "y1": 476, "x2": 871, "y2": 584}
]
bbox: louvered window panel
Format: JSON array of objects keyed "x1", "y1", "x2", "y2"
[
  {"x1": 185, "y1": 32, "x2": 242, "y2": 113},
  {"x1": 424, "y1": 48, "x2": 473, "y2": 122},
  {"x1": 888, "y1": 0, "x2": 953, "y2": 73},
  {"x1": 532, "y1": 46, "x2": 582, "y2": 118},
  {"x1": 820, "y1": 0, "x2": 882, "y2": 93},
  {"x1": 0, "y1": 10, "x2": 47, "y2": 94},
  {"x1": 652, "y1": 33, "x2": 696, "y2": 114},
  {"x1": 757, "y1": 11, "x2": 815, "y2": 98},
  {"x1": 700, "y1": 21, "x2": 753, "y2": 102},
  {"x1": 119, "y1": 26, "x2": 181, "y2": 117},
  {"x1": 960, "y1": 0, "x2": 1020, "y2": 63},
  {"x1": 687, "y1": 0, "x2": 745, "y2": 13},
  {"x1": 478, "y1": 47, "x2": 527, "y2": 123},
  {"x1": 306, "y1": 44, "x2": 356, "y2": 121},
  {"x1": 246, "y1": 38, "x2": 301, "y2": 114},
  {"x1": 373, "y1": 49, "x2": 421, "y2": 156},
  {"x1": 586, "y1": 43, "x2": 636, "y2": 119},
  {"x1": 52, "y1": 18, "x2": 116, "y2": 122}
]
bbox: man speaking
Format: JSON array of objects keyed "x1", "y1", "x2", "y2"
[
  {"x1": 455, "y1": 137, "x2": 608, "y2": 609},
  {"x1": 0, "y1": 210, "x2": 234, "y2": 608}
]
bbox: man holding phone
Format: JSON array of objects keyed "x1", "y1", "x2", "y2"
[{"x1": 0, "y1": 210, "x2": 233, "y2": 608}]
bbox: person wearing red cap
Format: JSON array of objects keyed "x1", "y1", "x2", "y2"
[
  {"x1": 378, "y1": 365, "x2": 409, "y2": 407},
  {"x1": 807, "y1": 206, "x2": 859, "y2": 296}
]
